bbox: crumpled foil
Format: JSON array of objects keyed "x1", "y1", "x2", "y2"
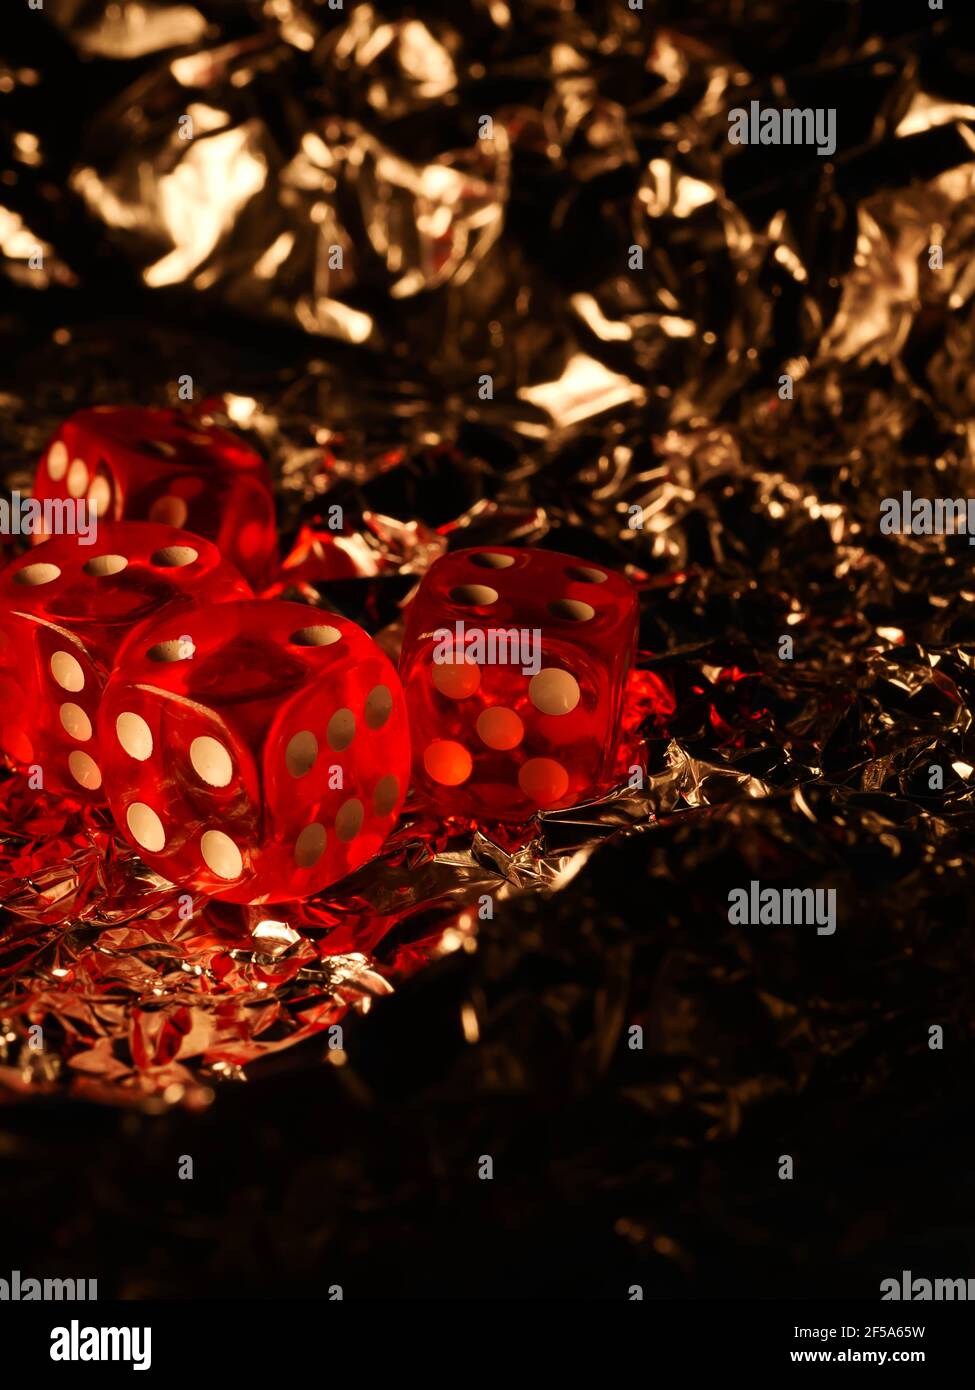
[{"x1": 0, "y1": 0, "x2": 973, "y2": 1174}]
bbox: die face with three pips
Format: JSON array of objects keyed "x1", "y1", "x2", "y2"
[
  {"x1": 1, "y1": 527, "x2": 636, "y2": 901},
  {"x1": 398, "y1": 546, "x2": 639, "y2": 821},
  {"x1": 0, "y1": 523, "x2": 250, "y2": 801},
  {"x1": 32, "y1": 407, "x2": 278, "y2": 589},
  {"x1": 98, "y1": 599, "x2": 410, "y2": 904}
]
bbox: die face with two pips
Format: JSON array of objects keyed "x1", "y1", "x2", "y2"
[
  {"x1": 98, "y1": 599, "x2": 410, "y2": 904},
  {"x1": 0, "y1": 524, "x2": 250, "y2": 800},
  {"x1": 399, "y1": 546, "x2": 638, "y2": 821},
  {"x1": 32, "y1": 407, "x2": 278, "y2": 589}
]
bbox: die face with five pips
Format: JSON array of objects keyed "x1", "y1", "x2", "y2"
[
  {"x1": 0, "y1": 523, "x2": 250, "y2": 801},
  {"x1": 2, "y1": 525, "x2": 633, "y2": 899},
  {"x1": 399, "y1": 546, "x2": 639, "y2": 821},
  {"x1": 98, "y1": 599, "x2": 410, "y2": 904}
]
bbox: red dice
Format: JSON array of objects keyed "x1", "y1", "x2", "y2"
[
  {"x1": 0, "y1": 524, "x2": 250, "y2": 801},
  {"x1": 98, "y1": 599, "x2": 410, "y2": 904},
  {"x1": 399, "y1": 547, "x2": 638, "y2": 820},
  {"x1": 32, "y1": 407, "x2": 278, "y2": 588}
]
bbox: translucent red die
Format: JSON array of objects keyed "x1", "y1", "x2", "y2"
[
  {"x1": 98, "y1": 599, "x2": 410, "y2": 904},
  {"x1": 399, "y1": 546, "x2": 639, "y2": 821},
  {"x1": 0, "y1": 523, "x2": 250, "y2": 801},
  {"x1": 32, "y1": 407, "x2": 278, "y2": 588}
]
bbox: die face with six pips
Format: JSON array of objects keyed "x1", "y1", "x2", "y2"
[
  {"x1": 98, "y1": 599, "x2": 410, "y2": 904},
  {"x1": 399, "y1": 546, "x2": 639, "y2": 822},
  {"x1": 0, "y1": 523, "x2": 250, "y2": 801},
  {"x1": 2, "y1": 523, "x2": 633, "y2": 897},
  {"x1": 32, "y1": 407, "x2": 278, "y2": 589}
]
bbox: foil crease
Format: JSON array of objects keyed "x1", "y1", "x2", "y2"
[{"x1": 2, "y1": 0, "x2": 975, "y2": 1111}]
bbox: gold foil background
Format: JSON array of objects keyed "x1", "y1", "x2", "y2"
[{"x1": 1, "y1": 1, "x2": 974, "y2": 1109}]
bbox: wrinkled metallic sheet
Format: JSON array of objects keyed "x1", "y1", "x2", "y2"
[{"x1": 1, "y1": 0, "x2": 974, "y2": 1112}]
